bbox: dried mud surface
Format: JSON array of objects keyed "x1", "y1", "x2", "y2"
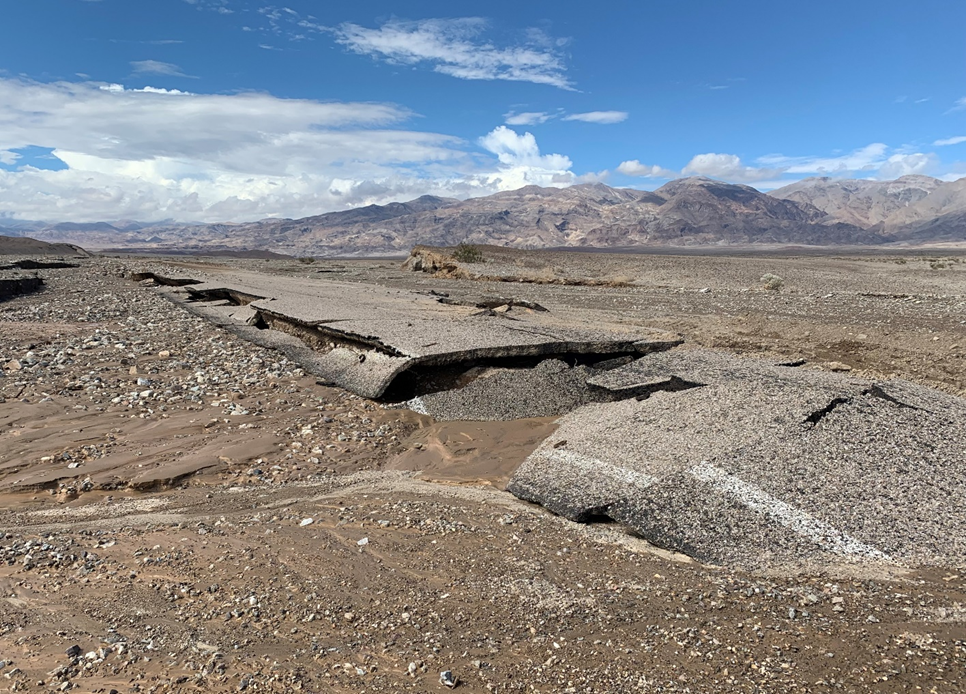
[{"x1": 0, "y1": 252, "x2": 965, "y2": 693}]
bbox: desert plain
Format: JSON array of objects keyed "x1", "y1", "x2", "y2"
[{"x1": 1, "y1": 245, "x2": 965, "y2": 693}]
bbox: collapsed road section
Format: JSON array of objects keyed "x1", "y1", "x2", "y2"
[
  {"x1": 133, "y1": 267, "x2": 966, "y2": 573},
  {"x1": 0, "y1": 275, "x2": 44, "y2": 302},
  {"x1": 508, "y1": 349, "x2": 966, "y2": 571},
  {"x1": 139, "y1": 268, "x2": 682, "y2": 399}
]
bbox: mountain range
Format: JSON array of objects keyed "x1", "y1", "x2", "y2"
[{"x1": 2, "y1": 175, "x2": 964, "y2": 256}]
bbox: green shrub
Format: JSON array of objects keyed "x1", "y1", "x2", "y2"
[
  {"x1": 452, "y1": 243, "x2": 484, "y2": 263},
  {"x1": 297, "y1": 256, "x2": 316, "y2": 264}
]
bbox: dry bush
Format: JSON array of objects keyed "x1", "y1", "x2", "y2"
[{"x1": 760, "y1": 273, "x2": 785, "y2": 291}]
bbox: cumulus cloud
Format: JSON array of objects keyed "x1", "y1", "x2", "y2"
[
  {"x1": 671, "y1": 144, "x2": 946, "y2": 185},
  {"x1": 934, "y1": 135, "x2": 966, "y2": 146},
  {"x1": 616, "y1": 160, "x2": 674, "y2": 178},
  {"x1": 681, "y1": 153, "x2": 782, "y2": 183},
  {"x1": 561, "y1": 111, "x2": 628, "y2": 124},
  {"x1": 616, "y1": 140, "x2": 957, "y2": 188},
  {"x1": 477, "y1": 125, "x2": 575, "y2": 189},
  {"x1": 0, "y1": 78, "x2": 593, "y2": 222},
  {"x1": 479, "y1": 126, "x2": 570, "y2": 169},
  {"x1": 130, "y1": 60, "x2": 195, "y2": 78},
  {"x1": 876, "y1": 152, "x2": 939, "y2": 179},
  {"x1": 333, "y1": 18, "x2": 572, "y2": 89}
]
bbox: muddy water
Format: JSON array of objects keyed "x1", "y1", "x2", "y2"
[{"x1": 388, "y1": 416, "x2": 559, "y2": 486}]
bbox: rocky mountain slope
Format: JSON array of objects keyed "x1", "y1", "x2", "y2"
[
  {"x1": 772, "y1": 175, "x2": 966, "y2": 242},
  {"x1": 9, "y1": 175, "x2": 966, "y2": 256},
  {"x1": 770, "y1": 175, "x2": 944, "y2": 227},
  {"x1": 0, "y1": 235, "x2": 90, "y2": 256}
]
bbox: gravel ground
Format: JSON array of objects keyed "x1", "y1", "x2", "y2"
[
  {"x1": 1, "y1": 253, "x2": 965, "y2": 692},
  {"x1": 0, "y1": 259, "x2": 422, "y2": 495},
  {"x1": 408, "y1": 359, "x2": 628, "y2": 421}
]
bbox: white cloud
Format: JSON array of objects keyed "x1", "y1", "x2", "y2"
[
  {"x1": 934, "y1": 135, "x2": 966, "y2": 146},
  {"x1": 183, "y1": 0, "x2": 233, "y2": 13},
  {"x1": 333, "y1": 18, "x2": 572, "y2": 89},
  {"x1": 757, "y1": 143, "x2": 889, "y2": 174},
  {"x1": 477, "y1": 125, "x2": 575, "y2": 190},
  {"x1": 130, "y1": 60, "x2": 195, "y2": 78},
  {"x1": 951, "y1": 97, "x2": 966, "y2": 112},
  {"x1": 562, "y1": 111, "x2": 628, "y2": 124},
  {"x1": 617, "y1": 160, "x2": 674, "y2": 178},
  {"x1": 504, "y1": 111, "x2": 553, "y2": 126},
  {"x1": 0, "y1": 150, "x2": 20, "y2": 166},
  {"x1": 478, "y1": 126, "x2": 571, "y2": 170},
  {"x1": 0, "y1": 78, "x2": 593, "y2": 222},
  {"x1": 574, "y1": 170, "x2": 610, "y2": 184},
  {"x1": 682, "y1": 153, "x2": 782, "y2": 183},
  {"x1": 876, "y1": 152, "x2": 938, "y2": 179}
]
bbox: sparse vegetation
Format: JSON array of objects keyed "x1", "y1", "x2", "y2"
[
  {"x1": 452, "y1": 242, "x2": 484, "y2": 263},
  {"x1": 297, "y1": 256, "x2": 316, "y2": 264},
  {"x1": 760, "y1": 273, "x2": 785, "y2": 291}
]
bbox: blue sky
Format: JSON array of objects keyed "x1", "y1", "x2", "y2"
[{"x1": 0, "y1": 0, "x2": 964, "y2": 222}]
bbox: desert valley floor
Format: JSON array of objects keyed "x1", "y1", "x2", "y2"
[{"x1": 0, "y1": 246, "x2": 965, "y2": 693}]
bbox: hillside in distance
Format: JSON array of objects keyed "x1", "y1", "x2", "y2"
[
  {"x1": 770, "y1": 175, "x2": 944, "y2": 227},
  {"x1": 771, "y1": 174, "x2": 966, "y2": 243},
  {"x1": 13, "y1": 175, "x2": 966, "y2": 256}
]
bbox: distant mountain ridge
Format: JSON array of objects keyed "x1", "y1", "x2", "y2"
[
  {"x1": 9, "y1": 175, "x2": 966, "y2": 256},
  {"x1": 770, "y1": 175, "x2": 945, "y2": 227}
]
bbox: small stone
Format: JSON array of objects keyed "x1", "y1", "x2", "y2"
[
  {"x1": 65, "y1": 645, "x2": 81, "y2": 659},
  {"x1": 439, "y1": 670, "x2": 458, "y2": 688},
  {"x1": 299, "y1": 518, "x2": 314, "y2": 527},
  {"x1": 357, "y1": 537, "x2": 369, "y2": 546},
  {"x1": 158, "y1": 350, "x2": 171, "y2": 359}
]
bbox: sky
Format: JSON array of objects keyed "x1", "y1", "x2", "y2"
[{"x1": 0, "y1": 0, "x2": 965, "y2": 223}]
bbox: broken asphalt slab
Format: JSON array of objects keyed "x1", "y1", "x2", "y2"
[
  {"x1": 140, "y1": 269, "x2": 680, "y2": 399},
  {"x1": 508, "y1": 349, "x2": 966, "y2": 571}
]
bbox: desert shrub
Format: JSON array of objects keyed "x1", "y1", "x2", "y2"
[
  {"x1": 760, "y1": 273, "x2": 784, "y2": 291},
  {"x1": 297, "y1": 256, "x2": 316, "y2": 264},
  {"x1": 894, "y1": 257, "x2": 907, "y2": 265},
  {"x1": 930, "y1": 261, "x2": 947, "y2": 270},
  {"x1": 452, "y1": 243, "x2": 484, "y2": 263}
]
